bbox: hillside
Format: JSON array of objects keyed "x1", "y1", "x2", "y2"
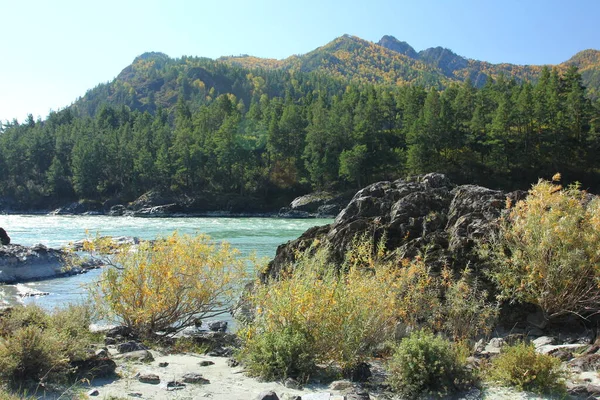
[
  {"x1": 221, "y1": 34, "x2": 600, "y2": 97},
  {"x1": 71, "y1": 35, "x2": 600, "y2": 118},
  {"x1": 1, "y1": 34, "x2": 599, "y2": 212}
]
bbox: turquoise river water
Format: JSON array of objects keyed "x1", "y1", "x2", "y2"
[{"x1": 0, "y1": 215, "x2": 331, "y2": 310}]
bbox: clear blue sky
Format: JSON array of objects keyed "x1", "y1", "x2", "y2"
[{"x1": 1, "y1": 0, "x2": 598, "y2": 123}]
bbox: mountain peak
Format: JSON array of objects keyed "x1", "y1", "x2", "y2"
[
  {"x1": 377, "y1": 35, "x2": 418, "y2": 59},
  {"x1": 134, "y1": 52, "x2": 170, "y2": 63}
]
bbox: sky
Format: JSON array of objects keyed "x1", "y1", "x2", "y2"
[{"x1": 1, "y1": 0, "x2": 598, "y2": 123}]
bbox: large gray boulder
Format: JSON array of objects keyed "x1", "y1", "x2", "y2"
[
  {"x1": 263, "y1": 173, "x2": 519, "y2": 280},
  {"x1": 0, "y1": 244, "x2": 69, "y2": 283},
  {"x1": 0, "y1": 243, "x2": 101, "y2": 283}
]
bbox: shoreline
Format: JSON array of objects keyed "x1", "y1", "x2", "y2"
[{"x1": 0, "y1": 210, "x2": 337, "y2": 219}]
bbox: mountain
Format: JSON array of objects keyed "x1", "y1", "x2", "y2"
[
  {"x1": 72, "y1": 34, "x2": 600, "y2": 118},
  {"x1": 222, "y1": 34, "x2": 599, "y2": 97},
  {"x1": 377, "y1": 35, "x2": 544, "y2": 87},
  {"x1": 563, "y1": 49, "x2": 600, "y2": 99},
  {"x1": 221, "y1": 34, "x2": 449, "y2": 88}
]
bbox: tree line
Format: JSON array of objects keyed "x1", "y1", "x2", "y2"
[{"x1": 0, "y1": 64, "x2": 599, "y2": 209}]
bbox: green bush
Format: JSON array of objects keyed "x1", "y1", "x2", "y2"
[
  {"x1": 386, "y1": 330, "x2": 472, "y2": 399},
  {"x1": 237, "y1": 325, "x2": 315, "y2": 381},
  {"x1": 0, "y1": 304, "x2": 94, "y2": 388},
  {"x1": 487, "y1": 341, "x2": 566, "y2": 394}
]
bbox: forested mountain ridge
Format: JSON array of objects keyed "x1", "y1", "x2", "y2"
[
  {"x1": 222, "y1": 35, "x2": 449, "y2": 88},
  {"x1": 220, "y1": 34, "x2": 600, "y2": 97},
  {"x1": 72, "y1": 34, "x2": 600, "y2": 119},
  {"x1": 1, "y1": 35, "x2": 599, "y2": 212}
]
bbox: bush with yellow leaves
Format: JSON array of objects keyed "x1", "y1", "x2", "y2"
[
  {"x1": 237, "y1": 235, "x2": 497, "y2": 381},
  {"x1": 481, "y1": 176, "x2": 600, "y2": 319},
  {"x1": 88, "y1": 232, "x2": 248, "y2": 337},
  {"x1": 237, "y1": 237, "x2": 402, "y2": 380}
]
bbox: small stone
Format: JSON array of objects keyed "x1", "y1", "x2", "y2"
[
  {"x1": 473, "y1": 338, "x2": 485, "y2": 353},
  {"x1": 255, "y1": 391, "x2": 279, "y2": 400},
  {"x1": 158, "y1": 362, "x2": 169, "y2": 367},
  {"x1": 138, "y1": 373, "x2": 160, "y2": 384},
  {"x1": 182, "y1": 372, "x2": 210, "y2": 384},
  {"x1": 165, "y1": 380, "x2": 186, "y2": 391},
  {"x1": 105, "y1": 337, "x2": 117, "y2": 345},
  {"x1": 207, "y1": 346, "x2": 232, "y2": 357},
  {"x1": 283, "y1": 377, "x2": 301, "y2": 389},
  {"x1": 114, "y1": 350, "x2": 154, "y2": 362},
  {"x1": 483, "y1": 337, "x2": 505, "y2": 354},
  {"x1": 551, "y1": 348, "x2": 573, "y2": 361},
  {"x1": 330, "y1": 380, "x2": 353, "y2": 391},
  {"x1": 345, "y1": 394, "x2": 368, "y2": 400},
  {"x1": 117, "y1": 341, "x2": 147, "y2": 353},
  {"x1": 95, "y1": 348, "x2": 109, "y2": 358},
  {"x1": 199, "y1": 360, "x2": 215, "y2": 366},
  {"x1": 127, "y1": 394, "x2": 143, "y2": 398},
  {"x1": 207, "y1": 320, "x2": 228, "y2": 332},
  {"x1": 88, "y1": 389, "x2": 99, "y2": 396},
  {"x1": 227, "y1": 358, "x2": 239, "y2": 367},
  {"x1": 533, "y1": 336, "x2": 555, "y2": 348}
]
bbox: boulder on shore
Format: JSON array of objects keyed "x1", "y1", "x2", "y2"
[{"x1": 264, "y1": 173, "x2": 524, "y2": 280}]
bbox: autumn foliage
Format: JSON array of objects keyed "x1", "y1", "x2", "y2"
[
  {"x1": 237, "y1": 236, "x2": 497, "y2": 380},
  {"x1": 88, "y1": 233, "x2": 248, "y2": 337},
  {"x1": 482, "y1": 177, "x2": 600, "y2": 319}
]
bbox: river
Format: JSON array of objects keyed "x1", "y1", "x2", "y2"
[{"x1": 0, "y1": 215, "x2": 331, "y2": 310}]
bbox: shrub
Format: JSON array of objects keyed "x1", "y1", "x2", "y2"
[
  {"x1": 238, "y1": 325, "x2": 315, "y2": 381},
  {"x1": 88, "y1": 232, "x2": 248, "y2": 337},
  {"x1": 237, "y1": 238, "x2": 402, "y2": 380},
  {"x1": 238, "y1": 235, "x2": 499, "y2": 381},
  {"x1": 0, "y1": 304, "x2": 94, "y2": 388},
  {"x1": 487, "y1": 341, "x2": 566, "y2": 394},
  {"x1": 386, "y1": 330, "x2": 472, "y2": 399},
  {"x1": 440, "y1": 267, "x2": 498, "y2": 341},
  {"x1": 481, "y1": 177, "x2": 600, "y2": 319}
]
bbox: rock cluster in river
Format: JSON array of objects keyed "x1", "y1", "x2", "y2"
[
  {"x1": 0, "y1": 239, "x2": 102, "y2": 283},
  {"x1": 264, "y1": 173, "x2": 526, "y2": 280}
]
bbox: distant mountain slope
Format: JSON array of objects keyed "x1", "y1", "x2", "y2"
[
  {"x1": 223, "y1": 34, "x2": 600, "y2": 97},
  {"x1": 563, "y1": 49, "x2": 600, "y2": 99},
  {"x1": 222, "y1": 35, "x2": 449, "y2": 88},
  {"x1": 377, "y1": 35, "x2": 544, "y2": 87},
  {"x1": 73, "y1": 35, "x2": 600, "y2": 118}
]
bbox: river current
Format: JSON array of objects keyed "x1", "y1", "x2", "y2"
[{"x1": 0, "y1": 215, "x2": 331, "y2": 309}]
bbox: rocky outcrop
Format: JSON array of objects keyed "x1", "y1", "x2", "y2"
[
  {"x1": 0, "y1": 243, "x2": 99, "y2": 283},
  {"x1": 264, "y1": 173, "x2": 521, "y2": 280},
  {"x1": 0, "y1": 228, "x2": 9, "y2": 245}
]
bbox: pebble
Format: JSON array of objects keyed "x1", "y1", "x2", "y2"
[
  {"x1": 182, "y1": 372, "x2": 210, "y2": 384},
  {"x1": 137, "y1": 373, "x2": 160, "y2": 384}
]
